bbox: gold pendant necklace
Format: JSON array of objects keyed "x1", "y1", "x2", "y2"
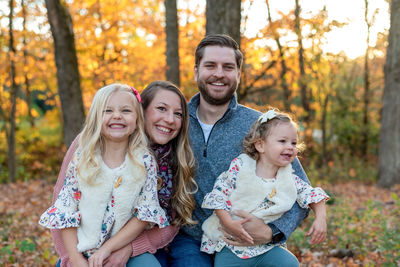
[
  {"x1": 269, "y1": 187, "x2": 276, "y2": 198},
  {"x1": 115, "y1": 176, "x2": 122, "y2": 188}
]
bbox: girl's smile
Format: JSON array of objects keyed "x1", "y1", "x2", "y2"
[{"x1": 101, "y1": 91, "x2": 137, "y2": 144}]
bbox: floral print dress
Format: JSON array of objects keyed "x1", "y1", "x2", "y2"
[
  {"x1": 201, "y1": 156, "x2": 329, "y2": 259},
  {"x1": 39, "y1": 151, "x2": 169, "y2": 257}
]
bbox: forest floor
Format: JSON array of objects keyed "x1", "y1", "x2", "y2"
[{"x1": 0, "y1": 179, "x2": 399, "y2": 266}]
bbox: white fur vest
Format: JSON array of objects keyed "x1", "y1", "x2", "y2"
[
  {"x1": 76, "y1": 149, "x2": 147, "y2": 252},
  {"x1": 202, "y1": 154, "x2": 297, "y2": 242}
]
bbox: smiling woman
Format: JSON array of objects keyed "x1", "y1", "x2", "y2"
[{"x1": 44, "y1": 81, "x2": 197, "y2": 267}]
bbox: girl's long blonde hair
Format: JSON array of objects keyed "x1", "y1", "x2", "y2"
[
  {"x1": 141, "y1": 81, "x2": 198, "y2": 226},
  {"x1": 77, "y1": 83, "x2": 148, "y2": 185}
]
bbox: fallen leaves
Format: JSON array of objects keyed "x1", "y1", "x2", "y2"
[{"x1": 0, "y1": 179, "x2": 399, "y2": 266}]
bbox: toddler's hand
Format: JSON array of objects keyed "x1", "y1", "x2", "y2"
[
  {"x1": 88, "y1": 247, "x2": 111, "y2": 267},
  {"x1": 306, "y1": 217, "x2": 327, "y2": 245}
]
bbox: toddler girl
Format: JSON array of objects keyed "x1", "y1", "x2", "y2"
[
  {"x1": 39, "y1": 84, "x2": 168, "y2": 266},
  {"x1": 201, "y1": 109, "x2": 329, "y2": 266}
]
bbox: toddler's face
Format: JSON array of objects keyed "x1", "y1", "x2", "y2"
[{"x1": 257, "y1": 122, "x2": 298, "y2": 168}]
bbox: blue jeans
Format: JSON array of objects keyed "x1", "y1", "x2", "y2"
[
  {"x1": 214, "y1": 246, "x2": 299, "y2": 267},
  {"x1": 56, "y1": 250, "x2": 167, "y2": 267},
  {"x1": 126, "y1": 252, "x2": 161, "y2": 267},
  {"x1": 168, "y1": 232, "x2": 214, "y2": 267}
]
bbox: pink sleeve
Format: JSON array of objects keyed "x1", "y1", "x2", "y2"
[
  {"x1": 131, "y1": 225, "x2": 179, "y2": 256},
  {"x1": 50, "y1": 135, "x2": 80, "y2": 267}
]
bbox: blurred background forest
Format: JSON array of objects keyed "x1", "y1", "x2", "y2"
[{"x1": 1, "y1": 0, "x2": 400, "y2": 266}]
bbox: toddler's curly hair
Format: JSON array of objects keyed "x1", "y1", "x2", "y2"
[{"x1": 242, "y1": 109, "x2": 304, "y2": 161}]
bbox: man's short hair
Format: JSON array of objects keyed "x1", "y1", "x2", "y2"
[{"x1": 195, "y1": 34, "x2": 243, "y2": 69}]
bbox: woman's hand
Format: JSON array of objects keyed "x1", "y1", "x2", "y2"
[
  {"x1": 88, "y1": 246, "x2": 111, "y2": 267},
  {"x1": 103, "y1": 244, "x2": 132, "y2": 267}
]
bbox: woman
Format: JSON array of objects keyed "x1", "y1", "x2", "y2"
[{"x1": 52, "y1": 81, "x2": 197, "y2": 267}]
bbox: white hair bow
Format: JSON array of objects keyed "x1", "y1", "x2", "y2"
[{"x1": 258, "y1": 110, "x2": 276, "y2": 123}]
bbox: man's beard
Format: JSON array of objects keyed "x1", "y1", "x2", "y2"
[{"x1": 197, "y1": 78, "x2": 237, "y2": 106}]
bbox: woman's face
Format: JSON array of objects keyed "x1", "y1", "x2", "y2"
[{"x1": 144, "y1": 89, "x2": 183, "y2": 145}]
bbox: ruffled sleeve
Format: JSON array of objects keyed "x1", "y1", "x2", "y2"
[
  {"x1": 134, "y1": 153, "x2": 169, "y2": 228},
  {"x1": 294, "y1": 176, "x2": 330, "y2": 209},
  {"x1": 39, "y1": 158, "x2": 81, "y2": 229},
  {"x1": 201, "y1": 157, "x2": 241, "y2": 211}
]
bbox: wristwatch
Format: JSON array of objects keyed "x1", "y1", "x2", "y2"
[{"x1": 267, "y1": 223, "x2": 284, "y2": 244}]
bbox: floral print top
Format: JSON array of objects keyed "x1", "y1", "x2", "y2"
[
  {"x1": 152, "y1": 144, "x2": 174, "y2": 222},
  {"x1": 39, "y1": 151, "x2": 169, "y2": 257},
  {"x1": 201, "y1": 156, "x2": 329, "y2": 259}
]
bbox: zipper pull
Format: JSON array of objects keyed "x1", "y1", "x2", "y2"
[{"x1": 203, "y1": 143, "x2": 207, "y2": 157}]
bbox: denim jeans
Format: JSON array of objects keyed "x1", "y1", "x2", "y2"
[
  {"x1": 56, "y1": 250, "x2": 166, "y2": 267},
  {"x1": 168, "y1": 232, "x2": 214, "y2": 267},
  {"x1": 126, "y1": 252, "x2": 161, "y2": 267},
  {"x1": 214, "y1": 246, "x2": 299, "y2": 267}
]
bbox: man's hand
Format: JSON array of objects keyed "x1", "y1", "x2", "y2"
[
  {"x1": 222, "y1": 210, "x2": 272, "y2": 246},
  {"x1": 103, "y1": 244, "x2": 132, "y2": 267}
]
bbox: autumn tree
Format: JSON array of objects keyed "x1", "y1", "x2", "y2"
[
  {"x1": 379, "y1": 0, "x2": 400, "y2": 187},
  {"x1": 6, "y1": 0, "x2": 17, "y2": 182},
  {"x1": 266, "y1": 0, "x2": 291, "y2": 111},
  {"x1": 294, "y1": 0, "x2": 311, "y2": 129},
  {"x1": 165, "y1": 0, "x2": 180, "y2": 86},
  {"x1": 45, "y1": 0, "x2": 85, "y2": 147},
  {"x1": 361, "y1": 0, "x2": 378, "y2": 159},
  {"x1": 205, "y1": 0, "x2": 241, "y2": 46}
]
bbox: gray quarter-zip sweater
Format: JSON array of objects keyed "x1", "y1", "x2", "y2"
[{"x1": 181, "y1": 93, "x2": 309, "y2": 243}]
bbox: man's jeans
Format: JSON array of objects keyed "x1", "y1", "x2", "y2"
[{"x1": 168, "y1": 232, "x2": 213, "y2": 267}]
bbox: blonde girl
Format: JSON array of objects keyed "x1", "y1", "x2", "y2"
[
  {"x1": 39, "y1": 84, "x2": 168, "y2": 267},
  {"x1": 201, "y1": 109, "x2": 329, "y2": 267}
]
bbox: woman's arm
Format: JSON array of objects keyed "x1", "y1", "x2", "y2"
[
  {"x1": 88, "y1": 218, "x2": 148, "y2": 267},
  {"x1": 103, "y1": 224, "x2": 180, "y2": 266},
  {"x1": 131, "y1": 224, "x2": 179, "y2": 256},
  {"x1": 51, "y1": 135, "x2": 80, "y2": 267}
]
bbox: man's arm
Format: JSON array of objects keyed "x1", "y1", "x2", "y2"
[{"x1": 224, "y1": 157, "x2": 310, "y2": 246}]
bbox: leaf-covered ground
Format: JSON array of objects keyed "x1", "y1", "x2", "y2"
[{"x1": 0, "y1": 179, "x2": 399, "y2": 266}]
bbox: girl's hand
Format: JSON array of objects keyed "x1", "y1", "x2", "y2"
[
  {"x1": 70, "y1": 253, "x2": 88, "y2": 267},
  {"x1": 88, "y1": 247, "x2": 111, "y2": 267},
  {"x1": 306, "y1": 216, "x2": 327, "y2": 245}
]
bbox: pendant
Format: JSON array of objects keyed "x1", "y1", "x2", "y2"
[
  {"x1": 269, "y1": 187, "x2": 276, "y2": 198},
  {"x1": 115, "y1": 176, "x2": 122, "y2": 188}
]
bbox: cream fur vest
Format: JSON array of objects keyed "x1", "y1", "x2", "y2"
[
  {"x1": 202, "y1": 154, "x2": 297, "y2": 242},
  {"x1": 76, "y1": 149, "x2": 147, "y2": 252}
]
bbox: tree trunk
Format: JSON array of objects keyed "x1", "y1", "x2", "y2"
[
  {"x1": 22, "y1": 0, "x2": 34, "y2": 127},
  {"x1": 378, "y1": 0, "x2": 400, "y2": 187},
  {"x1": 294, "y1": 0, "x2": 310, "y2": 123},
  {"x1": 45, "y1": 0, "x2": 85, "y2": 147},
  {"x1": 165, "y1": 0, "x2": 180, "y2": 86},
  {"x1": 206, "y1": 0, "x2": 241, "y2": 46},
  {"x1": 266, "y1": 0, "x2": 291, "y2": 111},
  {"x1": 7, "y1": 0, "x2": 17, "y2": 182}
]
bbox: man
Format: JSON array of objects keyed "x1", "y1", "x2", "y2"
[{"x1": 167, "y1": 34, "x2": 309, "y2": 267}]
